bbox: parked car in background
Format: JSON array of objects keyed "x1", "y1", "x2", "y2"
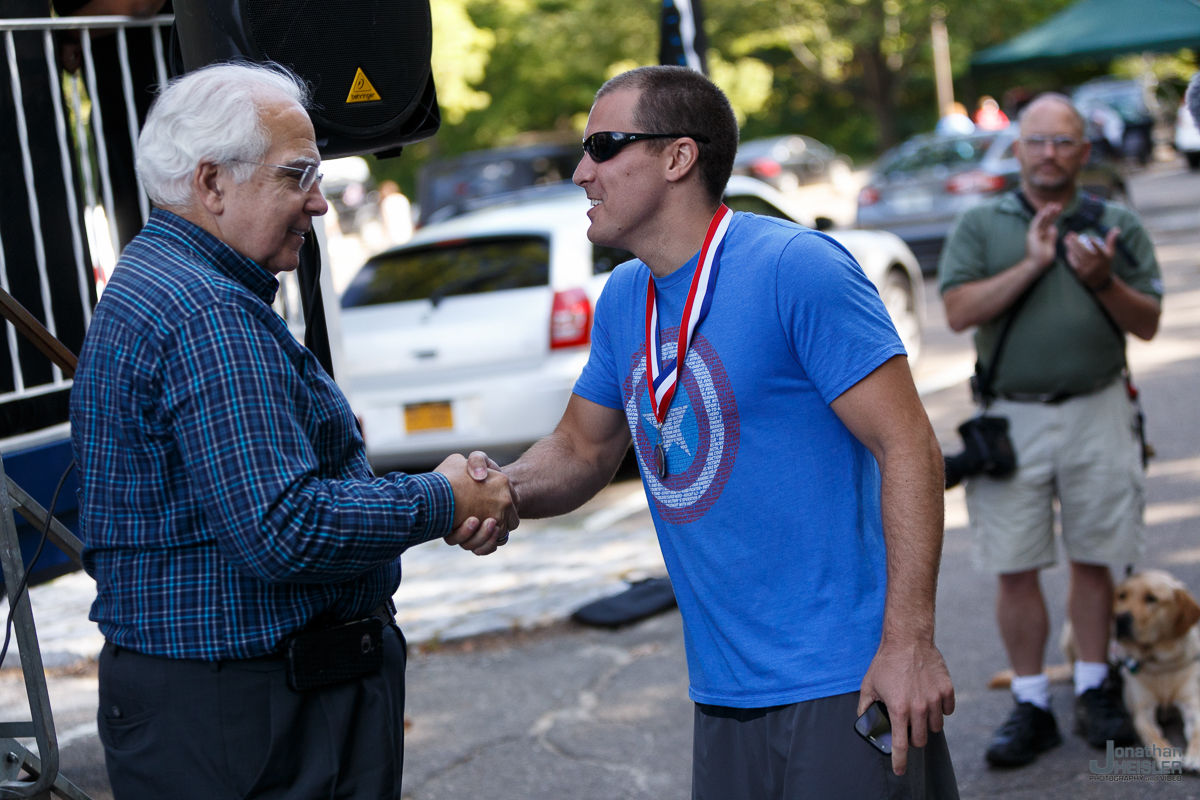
[
  {"x1": 1072, "y1": 78, "x2": 1155, "y2": 164},
  {"x1": 416, "y1": 143, "x2": 582, "y2": 226},
  {"x1": 856, "y1": 124, "x2": 1127, "y2": 274},
  {"x1": 732, "y1": 135, "x2": 852, "y2": 193},
  {"x1": 1176, "y1": 101, "x2": 1200, "y2": 170},
  {"x1": 339, "y1": 176, "x2": 924, "y2": 471}
]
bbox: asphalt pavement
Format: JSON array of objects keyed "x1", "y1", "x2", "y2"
[{"x1": 3, "y1": 160, "x2": 1200, "y2": 799}]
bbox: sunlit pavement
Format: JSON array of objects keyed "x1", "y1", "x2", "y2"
[{"x1": 1, "y1": 160, "x2": 1198, "y2": 798}]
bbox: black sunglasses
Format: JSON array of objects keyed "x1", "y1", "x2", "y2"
[{"x1": 582, "y1": 131, "x2": 711, "y2": 162}]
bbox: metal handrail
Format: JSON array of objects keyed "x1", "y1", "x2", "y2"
[{"x1": 0, "y1": 289, "x2": 78, "y2": 380}]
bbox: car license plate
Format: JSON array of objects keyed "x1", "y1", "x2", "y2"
[
  {"x1": 890, "y1": 189, "x2": 933, "y2": 214},
  {"x1": 404, "y1": 401, "x2": 453, "y2": 433}
]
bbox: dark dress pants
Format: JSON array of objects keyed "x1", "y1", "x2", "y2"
[{"x1": 98, "y1": 625, "x2": 407, "y2": 799}]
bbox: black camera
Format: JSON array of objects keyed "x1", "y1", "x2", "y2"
[{"x1": 943, "y1": 416, "x2": 1017, "y2": 489}]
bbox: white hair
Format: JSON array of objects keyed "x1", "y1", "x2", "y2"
[{"x1": 136, "y1": 62, "x2": 311, "y2": 207}]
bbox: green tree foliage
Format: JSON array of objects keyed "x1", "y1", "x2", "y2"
[
  {"x1": 712, "y1": 0, "x2": 1078, "y2": 150},
  {"x1": 372, "y1": 0, "x2": 1085, "y2": 194},
  {"x1": 430, "y1": 0, "x2": 496, "y2": 125}
]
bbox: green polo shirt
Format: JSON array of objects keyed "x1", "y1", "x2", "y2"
[{"x1": 938, "y1": 192, "x2": 1161, "y2": 396}]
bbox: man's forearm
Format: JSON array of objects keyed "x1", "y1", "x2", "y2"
[
  {"x1": 503, "y1": 430, "x2": 627, "y2": 519},
  {"x1": 1095, "y1": 278, "x2": 1160, "y2": 340},
  {"x1": 877, "y1": 431, "x2": 945, "y2": 642},
  {"x1": 943, "y1": 257, "x2": 1044, "y2": 332}
]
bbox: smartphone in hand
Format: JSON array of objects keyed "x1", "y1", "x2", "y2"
[{"x1": 854, "y1": 700, "x2": 892, "y2": 755}]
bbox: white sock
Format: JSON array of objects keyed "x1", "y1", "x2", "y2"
[
  {"x1": 1011, "y1": 673, "x2": 1050, "y2": 710},
  {"x1": 1074, "y1": 661, "x2": 1109, "y2": 696}
]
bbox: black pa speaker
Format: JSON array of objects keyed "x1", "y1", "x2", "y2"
[{"x1": 171, "y1": 0, "x2": 440, "y2": 159}]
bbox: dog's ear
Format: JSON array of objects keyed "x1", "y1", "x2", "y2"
[{"x1": 1172, "y1": 588, "x2": 1200, "y2": 638}]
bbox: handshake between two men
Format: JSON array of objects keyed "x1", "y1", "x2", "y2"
[{"x1": 434, "y1": 451, "x2": 519, "y2": 556}]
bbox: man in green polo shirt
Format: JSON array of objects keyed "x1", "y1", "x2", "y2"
[{"x1": 939, "y1": 93, "x2": 1161, "y2": 768}]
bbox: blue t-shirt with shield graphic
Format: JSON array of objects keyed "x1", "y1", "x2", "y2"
[{"x1": 573, "y1": 212, "x2": 906, "y2": 707}]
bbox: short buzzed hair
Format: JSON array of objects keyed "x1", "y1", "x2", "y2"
[
  {"x1": 597, "y1": 66, "x2": 738, "y2": 203},
  {"x1": 1187, "y1": 73, "x2": 1200, "y2": 127},
  {"x1": 1017, "y1": 92, "x2": 1086, "y2": 136}
]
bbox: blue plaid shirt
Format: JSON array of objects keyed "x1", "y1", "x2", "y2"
[{"x1": 71, "y1": 209, "x2": 454, "y2": 660}]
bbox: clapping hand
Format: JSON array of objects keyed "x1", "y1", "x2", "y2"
[
  {"x1": 436, "y1": 452, "x2": 518, "y2": 556},
  {"x1": 1025, "y1": 201, "x2": 1062, "y2": 272},
  {"x1": 1064, "y1": 226, "x2": 1121, "y2": 291}
]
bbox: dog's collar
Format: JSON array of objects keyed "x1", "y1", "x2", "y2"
[{"x1": 1122, "y1": 656, "x2": 1142, "y2": 675}]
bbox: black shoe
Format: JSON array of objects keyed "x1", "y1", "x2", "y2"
[
  {"x1": 1075, "y1": 680, "x2": 1137, "y2": 749},
  {"x1": 986, "y1": 701, "x2": 1063, "y2": 767}
]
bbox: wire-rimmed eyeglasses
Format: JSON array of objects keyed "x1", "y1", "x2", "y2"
[
  {"x1": 231, "y1": 160, "x2": 323, "y2": 191},
  {"x1": 1019, "y1": 135, "x2": 1083, "y2": 153}
]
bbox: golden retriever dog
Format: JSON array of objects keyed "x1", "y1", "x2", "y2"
[{"x1": 1113, "y1": 569, "x2": 1200, "y2": 771}]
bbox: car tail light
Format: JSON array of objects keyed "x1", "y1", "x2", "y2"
[
  {"x1": 550, "y1": 288, "x2": 592, "y2": 349},
  {"x1": 858, "y1": 186, "x2": 881, "y2": 206},
  {"x1": 945, "y1": 170, "x2": 1007, "y2": 195},
  {"x1": 751, "y1": 157, "x2": 783, "y2": 178}
]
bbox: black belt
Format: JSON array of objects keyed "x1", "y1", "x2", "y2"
[
  {"x1": 370, "y1": 599, "x2": 397, "y2": 627},
  {"x1": 996, "y1": 377, "x2": 1120, "y2": 405}
]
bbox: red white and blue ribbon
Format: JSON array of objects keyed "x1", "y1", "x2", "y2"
[{"x1": 645, "y1": 204, "x2": 732, "y2": 426}]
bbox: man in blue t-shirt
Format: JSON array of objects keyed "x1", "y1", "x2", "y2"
[{"x1": 456, "y1": 66, "x2": 957, "y2": 798}]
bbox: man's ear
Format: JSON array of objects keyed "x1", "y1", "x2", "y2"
[
  {"x1": 664, "y1": 138, "x2": 702, "y2": 185},
  {"x1": 192, "y1": 162, "x2": 225, "y2": 216},
  {"x1": 1078, "y1": 139, "x2": 1092, "y2": 167}
]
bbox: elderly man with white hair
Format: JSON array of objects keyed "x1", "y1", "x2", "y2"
[{"x1": 70, "y1": 62, "x2": 516, "y2": 798}]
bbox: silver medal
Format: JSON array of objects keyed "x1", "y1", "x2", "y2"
[{"x1": 654, "y1": 442, "x2": 668, "y2": 480}]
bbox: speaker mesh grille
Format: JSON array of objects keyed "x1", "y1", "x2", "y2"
[{"x1": 247, "y1": 0, "x2": 432, "y2": 132}]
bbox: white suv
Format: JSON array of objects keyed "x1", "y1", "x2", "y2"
[{"x1": 339, "y1": 176, "x2": 923, "y2": 471}]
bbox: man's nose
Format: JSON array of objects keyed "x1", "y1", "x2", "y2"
[
  {"x1": 573, "y1": 153, "x2": 594, "y2": 187},
  {"x1": 308, "y1": 189, "x2": 329, "y2": 216}
]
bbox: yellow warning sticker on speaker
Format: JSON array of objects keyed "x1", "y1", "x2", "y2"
[{"x1": 346, "y1": 68, "x2": 382, "y2": 103}]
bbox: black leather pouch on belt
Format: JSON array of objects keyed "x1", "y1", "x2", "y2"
[{"x1": 285, "y1": 616, "x2": 384, "y2": 692}]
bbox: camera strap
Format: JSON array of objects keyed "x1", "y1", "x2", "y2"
[{"x1": 974, "y1": 268, "x2": 1043, "y2": 409}]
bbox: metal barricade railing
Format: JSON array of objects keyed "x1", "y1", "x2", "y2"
[
  {"x1": 2, "y1": 14, "x2": 309, "y2": 424},
  {"x1": 0, "y1": 14, "x2": 172, "y2": 416}
]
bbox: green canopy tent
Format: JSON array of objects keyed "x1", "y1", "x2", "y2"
[{"x1": 972, "y1": 0, "x2": 1200, "y2": 71}]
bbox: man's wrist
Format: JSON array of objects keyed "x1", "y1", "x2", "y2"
[
  {"x1": 411, "y1": 471, "x2": 456, "y2": 540},
  {"x1": 501, "y1": 467, "x2": 524, "y2": 517},
  {"x1": 1022, "y1": 255, "x2": 1051, "y2": 275},
  {"x1": 881, "y1": 614, "x2": 936, "y2": 645},
  {"x1": 1090, "y1": 273, "x2": 1115, "y2": 293}
]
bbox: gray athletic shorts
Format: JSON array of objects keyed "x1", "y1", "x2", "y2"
[{"x1": 692, "y1": 692, "x2": 959, "y2": 800}]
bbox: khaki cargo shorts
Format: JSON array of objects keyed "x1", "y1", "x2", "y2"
[{"x1": 965, "y1": 379, "x2": 1145, "y2": 574}]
